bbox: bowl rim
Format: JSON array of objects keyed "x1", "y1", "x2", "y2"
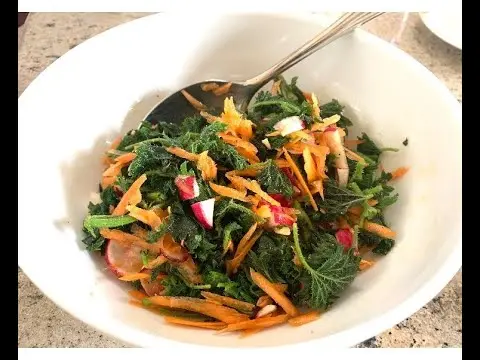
[{"x1": 18, "y1": 12, "x2": 462, "y2": 350}]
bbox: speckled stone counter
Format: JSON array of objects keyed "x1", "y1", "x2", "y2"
[{"x1": 18, "y1": 12, "x2": 462, "y2": 348}]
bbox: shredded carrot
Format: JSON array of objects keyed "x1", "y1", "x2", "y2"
[
  {"x1": 101, "y1": 176, "x2": 116, "y2": 189},
  {"x1": 250, "y1": 269, "x2": 299, "y2": 317},
  {"x1": 112, "y1": 174, "x2": 147, "y2": 216},
  {"x1": 166, "y1": 147, "x2": 200, "y2": 162},
  {"x1": 237, "y1": 147, "x2": 261, "y2": 164},
  {"x1": 359, "y1": 259, "x2": 375, "y2": 271},
  {"x1": 266, "y1": 130, "x2": 281, "y2": 137},
  {"x1": 347, "y1": 199, "x2": 379, "y2": 216},
  {"x1": 218, "y1": 314, "x2": 289, "y2": 333},
  {"x1": 227, "y1": 230, "x2": 263, "y2": 275},
  {"x1": 200, "y1": 292, "x2": 255, "y2": 313},
  {"x1": 390, "y1": 166, "x2": 409, "y2": 180},
  {"x1": 213, "y1": 82, "x2": 232, "y2": 96},
  {"x1": 218, "y1": 133, "x2": 258, "y2": 154},
  {"x1": 144, "y1": 255, "x2": 168, "y2": 270},
  {"x1": 114, "y1": 152, "x2": 137, "y2": 164},
  {"x1": 227, "y1": 168, "x2": 261, "y2": 177},
  {"x1": 220, "y1": 97, "x2": 254, "y2": 141},
  {"x1": 254, "y1": 204, "x2": 271, "y2": 219},
  {"x1": 126, "y1": 205, "x2": 163, "y2": 229},
  {"x1": 282, "y1": 148, "x2": 318, "y2": 211},
  {"x1": 310, "y1": 180, "x2": 324, "y2": 200},
  {"x1": 274, "y1": 159, "x2": 290, "y2": 168},
  {"x1": 209, "y1": 182, "x2": 249, "y2": 202},
  {"x1": 256, "y1": 295, "x2": 273, "y2": 308},
  {"x1": 100, "y1": 228, "x2": 160, "y2": 253},
  {"x1": 119, "y1": 272, "x2": 151, "y2": 281},
  {"x1": 102, "y1": 162, "x2": 125, "y2": 178},
  {"x1": 164, "y1": 316, "x2": 227, "y2": 330},
  {"x1": 287, "y1": 310, "x2": 321, "y2": 326},
  {"x1": 228, "y1": 175, "x2": 280, "y2": 206},
  {"x1": 272, "y1": 283, "x2": 288, "y2": 293},
  {"x1": 284, "y1": 142, "x2": 306, "y2": 154},
  {"x1": 196, "y1": 151, "x2": 217, "y2": 180},
  {"x1": 302, "y1": 147, "x2": 317, "y2": 183},
  {"x1": 181, "y1": 90, "x2": 207, "y2": 111},
  {"x1": 310, "y1": 93, "x2": 321, "y2": 119},
  {"x1": 344, "y1": 147, "x2": 367, "y2": 164},
  {"x1": 200, "y1": 110, "x2": 222, "y2": 124},
  {"x1": 363, "y1": 220, "x2": 396, "y2": 239},
  {"x1": 271, "y1": 80, "x2": 281, "y2": 95},
  {"x1": 128, "y1": 290, "x2": 147, "y2": 301},
  {"x1": 344, "y1": 139, "x2": 365, "y2": 148},
  {"x1": 201, "y1": 82, "x2": 220, "y2": 92},
  {"x1": 130, "y1": 223, "x2": 149, "y2": 239},
  {"x1": 310, "y1": 114, "x2": 341, "y2": 131},
  {"x1": 147, "y1": 296, "x2": 249, "y2": 324}
]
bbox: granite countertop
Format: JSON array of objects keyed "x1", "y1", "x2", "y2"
[{"x1": 18, "y1": 12, "x2": 462, "y2": 348}]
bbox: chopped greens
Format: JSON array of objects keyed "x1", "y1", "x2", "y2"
[{"x1": 82, "y1": 76, "x2": 405, "y2": 333}]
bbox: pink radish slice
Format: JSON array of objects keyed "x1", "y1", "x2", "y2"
[
  {"x1": 335, "y1": 229, "x2": 353, "y2": 250},
  {"x1": 191, "y1": 198, "x2": 215, "y2": 230},
  {"x1": 269, "y1": 193, "x2": 293, "y2": 208},
  {"x1": 174, "y1": 175, "x2": 200, "y2": 201},
  {"x1": 105, "y1": 240, "x2": 144, "y2": 277},
  {"x1": 140, "y1": 269, "x2": 166, "y2": 296},
  {"x1": 273, "y1": 116, "x2": 305, "y2": 136},
  {"x1": 323, "y1": 128, "x2": 349, "y2": 187}
]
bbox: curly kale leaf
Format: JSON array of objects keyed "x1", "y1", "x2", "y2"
[{"x1": 257, "y1": 160, "x2": 294, "y2": 198}]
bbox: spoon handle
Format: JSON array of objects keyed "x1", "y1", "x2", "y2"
[{"x1": 243, "y1": 12, "x2": 384, "y2": 87}]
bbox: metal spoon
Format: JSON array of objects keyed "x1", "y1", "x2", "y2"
[{"x1": 144, "y1": 12, "x2": 383, "y2": 125}]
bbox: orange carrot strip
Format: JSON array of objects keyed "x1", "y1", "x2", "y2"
[
  {"x1": 144, "y1": 255, "x2": 168, "y2": 270},
  {"x1": 234, "y1": 223, "x2": 258, "y2": 257},
  {"x1": 344, "y1": 139, "x2": 365, "y2": 148},
  {"x1": 130, "y1": 223, "x2": 148, "y2": 239},
  {"x1": 128, "y1": 290, "x2": 147, "y2": 301},
  {"x1": 112, "y1": 174, "x2": 147, "y2": 216},
  {"x1": 363, "y1": 220, "x2": 396, "y2": 239},
  {"x1": 359, "y1": 259, "x2": 375, "y2": 271},
  {"x1": 213, "y1": 82, "x2": 232, "y2": 96},
  {"x1": 237, "y1": 147, "x2": 261, "y2": 164},
  {"x1": 101, "y1": 176, "x2": 116, "y2": 189},
  {"x1": 164, "y1": 316, "x2": 227, "y2": 330},
  {"x1": 102, "y1": 162, "x2": 125, "y2": 177},
  {"x1": 272, "y1": 283, "x2": 288, "y2": 293},
  {"x1": 147, "y1": 296, "x2": 249, "y2": 324},
  {"x1": 218, "y1": 133, "x2": 258, "y2": 154},
  {"x1": 218, "y1": 314, "x2": 289, "y2": 333},
  {"x1": 99, "y1": 228, "x2": 160, "y2": 253},
  {"x1": 126, "y1": 205, "x2": 163, "y2": 229},
  {"x1": 200, "y1": 292, "x2": 255, "y2": 313},
  {"x1": 249, "y1": 269, "x2": 299, "y2": 317},
  {"x1": 201, "y1": 82, "x2": 220, "y2": 92},
  {"x1": 181, "y1": 90, "x2": 207, "y2": 111},
  {"x1": 390, "y1": 166, "x2": 409, "y2": 180},
  {"x1": 119, "y1": 273, "x2": 151, "y2": 281},
  {"x1": 115, "y1": 152, "x2": 137, "y2": 164},
  {"x1": 303, "y1": 147, "x2": 317, "y2": 183},
  {"x1": 274, "y1": 159, "x2": 290, "y2": 168},
  {"x1": 256, "y1": 295, "x2": 273, "y2": 308},
  {"x1": 344, "y1": 147, "x2": 367, "y2": 164},
  {"x1": 227, "y1": 230, "x2": 264, "y2": 275},
  {"x1": 166, "y1": 147, "x2": 200, "y2": 162},
  {"x1": 282, "y1": 148, "x2": 318, "y2": 211},
  {"x1": 271, "y1": 80, "x2": 281, "y2": 96},
  {"x1": 287, "y1": 311, "x2": 321, "y2": 327},
  {"x1": 197, "y1": 151, "x2": 217, "y2": 180},
  {"x1": 228, "y1": 175, "x2": 280, "y2": 206},
  {"x1": 209, "y1": 182, "x2": 249, "y2": 202}
]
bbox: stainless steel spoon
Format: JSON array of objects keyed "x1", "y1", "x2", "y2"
[{"x1": 144, "y1": 12, "x2": 383, "y2": 125}]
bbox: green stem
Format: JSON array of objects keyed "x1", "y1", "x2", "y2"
[{"x1": 83, "y1": 215, "x2": 136, "y2": 237}]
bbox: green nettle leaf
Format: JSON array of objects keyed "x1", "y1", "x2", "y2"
[
  {"x1": 293, "y1": 224, "x2": 359, "y2": 309},
  {"x1": 257, "y1": 159, "x2": 294, "y2": 198}
]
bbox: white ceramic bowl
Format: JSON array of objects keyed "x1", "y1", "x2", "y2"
[{"x1": 18, "y1": 13, "x2": 462, "y2": 350}]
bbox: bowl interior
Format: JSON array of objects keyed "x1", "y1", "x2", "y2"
[{"x1": 18, "y1": 13, "x2": 462, "y2": 349}]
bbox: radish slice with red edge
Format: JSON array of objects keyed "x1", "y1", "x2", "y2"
[
  {"x1": 105, "y1": 240, "x2": 144, "y2": 277},
  {"x1": 191, "y1": 198, "x2": 215, "y2": 230},
  {"x1": 159, "y1": 234, "x2": 190, "y2": 263},
  {"x1": 273, "y1": 116, "x2": 305, "y2": 136},
  {"x1": 335, "y1": 229, "x2": 353, "y2": 250},
  {"x1": 140, "y1": 269, "x2": 166, "y2": 296},
  {"x1": 174, "y1": 175, "x2": 200, "y2": 201}
]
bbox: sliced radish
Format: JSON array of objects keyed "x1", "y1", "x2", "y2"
[
  {"x1": 267, "y1": 205, "x2": 296, "y2": 228},
  {"x1": 105, "y1": 240, "x2": 143, "y2": 277},
  {"x1": 323, "y1": 128, "x2": 349, "y2": 187},
  {"x1": 191, "y1": 198, "x2": 215, "y2": 230},
  {"x1": 140, "y1": 269, "x2": 166, "y2": 296},
  {"x1": 273, "y1": 116, "x2": 305, "y2": 136},
  {"x1": 159, "y1": 234, "x2": 189, "y2": 263},
  {"x1": 335, "y1": 229, "x2": 353, "y2": 250},
  {"x1": 261, "y1": 138, "x2": 272, "y2": 150},
  {"x1": 175, "y1": 175, "x2": 200, "y2": 201},
  {"x1": 255, "y1": 304, "x2": 277, "y2": 318}
]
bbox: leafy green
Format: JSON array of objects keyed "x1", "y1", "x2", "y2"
[
  {"x1": 293, "y1": 224, "x2": 360, "y2": 309},
  {"x1": 356, "y1": 133, "x2": 382, "y2": 162},
  {"x1": 320, "y1": 99, "x2": 353, "y2": 130},
  {"x1": 81, "y1": 235, "x2": 105, "y2": 252},
  {"x1": 267, "y1": 136, "x2": 289, "y2": 149},
  {"x1": 222, "y1": 222, "x2": 242, "y2": 253},
  {"x1": 161, "y1": 273, "x2": 201, "y2": 297},
  {"x1": 257, "y1": 160, "x2": 294, "y2": 198},
  {"x1": 83, "y1": 214, "x2": 136, "y2": 237},
  {"x1": 128, "y1": 144, "x2": 180, "y2": 178},
  {"x1": 181, "y1": 115, "x2": 207, "y2": 134},
  {"x1": 320, "y1": 180, "x2": 372, "y2": 219},
  {"x1": 372, "y1": 239, "x2": 395, "y2": 255},
  {"x1": 203, "y1": 271, "x2": 256, "y2": 303},
  {"x1": 214, "y1": 199, "x2": 263, "y2": 231}
]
